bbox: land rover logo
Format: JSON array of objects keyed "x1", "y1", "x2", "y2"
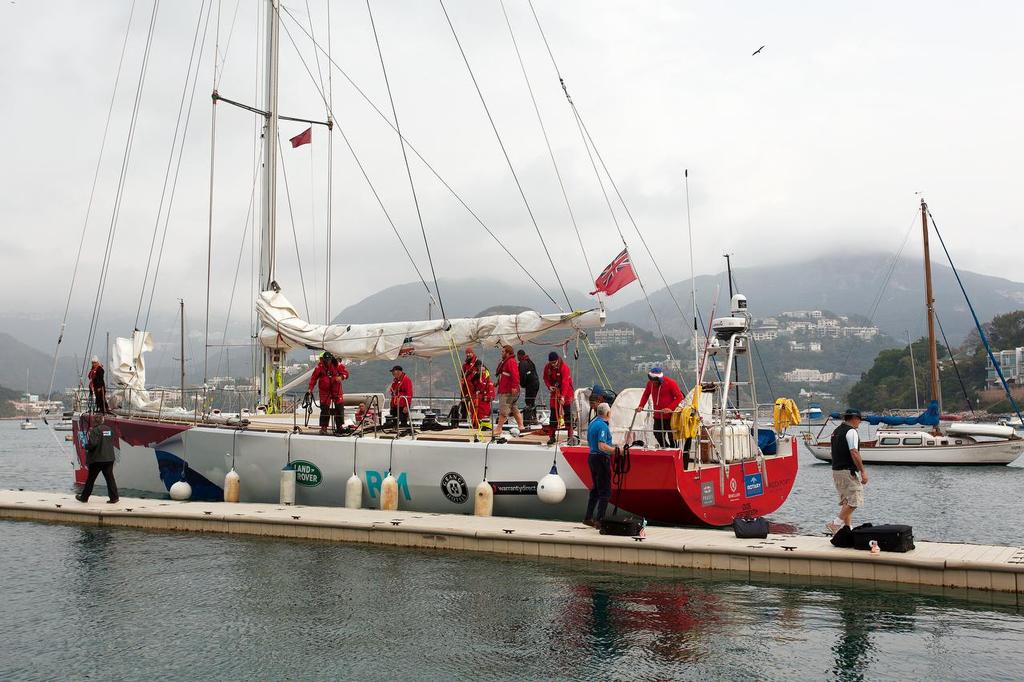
[
  {"x1": 292, "y1": 460, "x2": 323, "y2": 487},
  {"x1": 440, "y1": 472, "x2": 468, "y2": 504}
]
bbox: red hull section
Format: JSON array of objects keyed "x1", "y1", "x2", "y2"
[
  {"x1": 561, "y1": 438, "x2": 798, "y2": 527},
  {"x1": 71, "y1": 414, "x2": 192, "y2": 486}
]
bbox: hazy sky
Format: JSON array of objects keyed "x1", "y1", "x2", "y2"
[{"x1": 2, "y1": 0, "x2": 1022, "y2": 336}]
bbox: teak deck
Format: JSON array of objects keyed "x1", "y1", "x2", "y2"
[{"x1": 2, "y1": 489, "x2": 1022, "y2": 598}]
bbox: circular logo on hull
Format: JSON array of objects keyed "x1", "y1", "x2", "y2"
[{"x1": 440, "y1": 472, "x2": 468, "y2": 504}]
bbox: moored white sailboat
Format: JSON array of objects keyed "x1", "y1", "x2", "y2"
[{"x1": 805, "y1": 200, "x2": 1024, "y2": 466}]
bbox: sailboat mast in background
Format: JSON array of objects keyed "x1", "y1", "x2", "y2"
[{"x1": 920, "y1": 198, "x2": 941, "y2": 413}]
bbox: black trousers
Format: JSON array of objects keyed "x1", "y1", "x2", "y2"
[
  {"x1": 318, "y1": 399, "x2": 344, "y2": 432},
  {"x1": 523, "y1": 385, "x2": 539, "y2": 422},
  {"x1": 584, "y1": 454, "x2": 612, "y2": 522},
  {"x1": 93, "y1": 387, "x2": 108, "y2": 413},
  {"x1": 653, "y1": 416, "x2": 677, "y2": 448},
  {"x1": 81, "y1": 461, "x2": 118, "y2": 501},
  {"x1": 390, "y1": 404, "x2": 409, "y2": 426}
]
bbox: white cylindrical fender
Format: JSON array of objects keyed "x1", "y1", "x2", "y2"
[
  {"x1": 280, "y1": 465, "x2": 296, "y2": 505},
  {"x1": 537, "y1": 465, "x2": 567, "y2": 504},
  {"x1": 345, "y1": 473, "x2": 362, "y2": 509},
  {"x1": 169, "y1": 480, "x2": 192, "y2": 501},
  {"x1": 379, "y1": 471, "x2": 399, "y2": 511},
  {"x1": 474, "y1": 480, "x2": 493, "y2": 517},
  {"x1": 224, "y1": 467, "x2": 240, "y2": 503}
]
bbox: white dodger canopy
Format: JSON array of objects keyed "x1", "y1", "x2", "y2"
[{"x1": 257, "y1": 288, "x2": 605, "y2": 361}]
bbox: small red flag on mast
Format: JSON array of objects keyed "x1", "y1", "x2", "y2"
[
  {"x1": 289, "y1": 127, "x2": 312, "y2": 148},
  {"x1": 590, "y1": 248, "x2": 637, "y2": 296}
]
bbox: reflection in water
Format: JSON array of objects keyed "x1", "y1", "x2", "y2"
[{"x1": 0, "y1": 521, "x2": 1022, "y2": 681}]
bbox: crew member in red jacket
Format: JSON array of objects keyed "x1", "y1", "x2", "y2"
[
  {"x1": 543, "y1": 351, "x2": 575, "y2": 445},
  {"x1": 635, "y1": 366, "x2": 684, "y2": 448},
  {"x1": 308, "y1": 352, "x2": 349, "y2": 434},
  {"x1": 88, "y1": 357, "x2": 108, "y2": 413},
  {"x1": 493, "y1": 345, "x2": 524, "y2": 438},
  {"x1": 389, "y1": 365, "x2": 414, "y2": 428},
  {"x1": 471, "y1": 360, "x2": 494, "y2": 430},
  {"x1": 459, "y1": 347, "x2": 479, "y2": 422}
]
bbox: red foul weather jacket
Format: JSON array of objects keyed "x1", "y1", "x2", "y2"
[
  {"x1": 308, "y1": 361, "x2": 349, "y2": 401},
  {"x1": 543, "y1": 361, "x2": 574, "y2": 404},
  {"x1": 389, "y1": 373, "x2": 414, "y2": 410},
  {"x1": 638, "y1": 376, "x2": 684, "y2": 415},
  {"x1": 496, "y1": 356, "x2": 520, "y2": 394}
]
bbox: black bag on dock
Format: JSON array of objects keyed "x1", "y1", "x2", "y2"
[
  {"x1": 599, "y1": 515, "x2": 645, "y2": 537},
  {"x1": 852, "y1": 523, "x2": 915, "y2": 552},
  {"x1": 732, "y1": 517, "x2": 769, "y2": 539},
  {"x1": 830, "y1": 525, "x2": 855, "y2": 548}
]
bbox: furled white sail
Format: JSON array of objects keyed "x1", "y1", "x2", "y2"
[
  {"x1": 111, "y1": 330, "x2": 161, "y2": 412},
  {"x1": 257, "y1": 288, "x2": 605, "y2": 361}
]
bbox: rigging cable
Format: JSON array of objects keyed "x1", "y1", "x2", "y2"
[
  {"x1": 134, "y1": 0, "x2": 211, "y2": 329},
  {"x1": 528, "y1": 1, "x2": 687, "y2": 324},
  {"x1": 279, "y1": 6, "x2": 559, "y2": 309},
  {"x1": 82, "y1": 0, "x2": 161, "y2": 379},
  {"x1": 525, "y1": 0, "x2": 679, "y2": 374},
  {"x1": 927, "y1": 208, "x2": 1023, "y2": 424},
  {"x1": 277, "y1": 135, "x2": 313, "y2": 320},
  {"x1": 498, "y1": 0, "x2": 595, "y2": 289},
  {"x1": 46, "y1": 0, "x2": 139, "y2": 404},
  {"x1": 276, "y1": 13, "x2": 438, "y2": 309},
  {"x1": 366, "y1": 0, "x2": 447, "y2": 321},
  {"x1": 439, "y1": 0, "x2": 570, "y2": 312},
  {"x1": 934, "y1": 311, "x2": 976, "y2": 416},
  {"x1": 142, "y1": 0, "x2": 215, "y2": 333}
]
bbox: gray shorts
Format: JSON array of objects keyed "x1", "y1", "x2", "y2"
[
  {"x1": 497, "y1": 392, "x2": 521, "y2": 418},
  {"x1": 833, "y1": 470, "x2": 864, "y2": 509}
]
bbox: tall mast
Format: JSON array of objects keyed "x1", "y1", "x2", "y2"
[
  {"x1": 179, "y1": 299, "x2": 186, "y2": 400},
  {"x1": 259, "y1": 0, "x2": 281, "y2": 408},
  {"x1": 259, "y1": 0, "x2": 280, "y2": 290},
  {"x1": 920, "y1": 199, "x2": 941, "y2": 410}
]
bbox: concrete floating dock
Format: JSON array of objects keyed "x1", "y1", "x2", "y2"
[{"x1": 2, "y1": 489, "x2": 1022, "y2": 596}]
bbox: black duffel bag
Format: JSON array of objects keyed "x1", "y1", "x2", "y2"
[
  {"x1": 599, "y1": 515, "x2": 645, "y2": 537},
  {"x1": 852, "y1": 523, "x2": 915, "y2": 552},
  {"x1": 732, "y1": 516, "x2": 769, "y2": 539}
]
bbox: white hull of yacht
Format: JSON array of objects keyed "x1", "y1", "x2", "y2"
[{"x1": 804, "y1": 437, "x2": 1024, "y2": 466}]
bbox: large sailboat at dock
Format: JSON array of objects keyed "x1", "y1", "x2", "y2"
[{"x1": 68, "y1": 0, "x2": 801, "y2": 526}]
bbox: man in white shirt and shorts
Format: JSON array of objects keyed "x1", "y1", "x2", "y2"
[{"x1": 826, "y1": 409, "x2": 868, "y2": 534}]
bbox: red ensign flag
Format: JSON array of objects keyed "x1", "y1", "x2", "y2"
[
  {"x1": 289, "y1": 127, "x2": 313, "y2": 148},
  {"x1": 590, "y1": 248, "x2": 637, "y2": 296}
]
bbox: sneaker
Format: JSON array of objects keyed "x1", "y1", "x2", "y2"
[
  {"x1": 582, "y1": 519, "x2": 596, "y2": 528},
  {"x1": 106, "y1": 498, "x2": 120, "y2": 504},
  {"x1": 75, "y1": 494, "x2": 86, "y2": 503},
  {"x1": 825, "y1": 521, "x2": 842, "y2": 535},
  {"x1": 546, "y1": 435, "x2": 557, "y2": 445}
]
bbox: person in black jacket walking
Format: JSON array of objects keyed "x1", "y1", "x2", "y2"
[
  {"x1": 826, "y1": 409, "x2": 867, "y2": 534},
  {"x1": 76, "y1": 415, "x2": 119, "y2": 504},
  {"x1": 517, "y1": 350, "x2": 540, "y2": 425}
]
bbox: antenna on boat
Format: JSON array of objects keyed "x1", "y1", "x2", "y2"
[
  {"x1": 685, "y1": 169, "x2": 699, "y2": 390},
  {"x1": 723, "y1": 253, "x2": 734, "y2": 299}
]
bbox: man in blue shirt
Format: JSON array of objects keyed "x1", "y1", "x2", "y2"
[{"x1": 584, "y1": 402, "x2": 617, "y2": 528}]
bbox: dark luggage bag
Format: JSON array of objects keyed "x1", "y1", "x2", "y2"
[
  {"x1": 599, "y1": 515, "x2": 645, "y2": 537},
  {"x1": 852, "y1": 523, "x2": 915, "y2": 552},
  {"x1": 733, "y1": 516, "x2": 769, "y2": 539}
]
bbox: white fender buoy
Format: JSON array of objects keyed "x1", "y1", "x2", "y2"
[
  {"x1": 224, "y1": 467, "x2": 240, "y2": 503},
  {"x1": 169, "y1": 480, "x2": 192, "y2": 501},
  {"x1": 474, "y1": 479, "x2": 493, "y2": 517},
  {"x1": 345, "y1": 473, "x2": 362, "y2": 509},
  {"x1": 537, "y1": 464, "x2": 567, "y2": 504},
  {"x1": 280, "y1": 464, "x2": 296, "y2": 505},
  {"x1": 380, "y1": 471, "x2": 399, "y2": 511}
]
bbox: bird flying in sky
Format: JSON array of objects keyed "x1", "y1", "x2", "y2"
[{"x1": 752, "y1": 45, "x2": 765, "y2": 56}]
